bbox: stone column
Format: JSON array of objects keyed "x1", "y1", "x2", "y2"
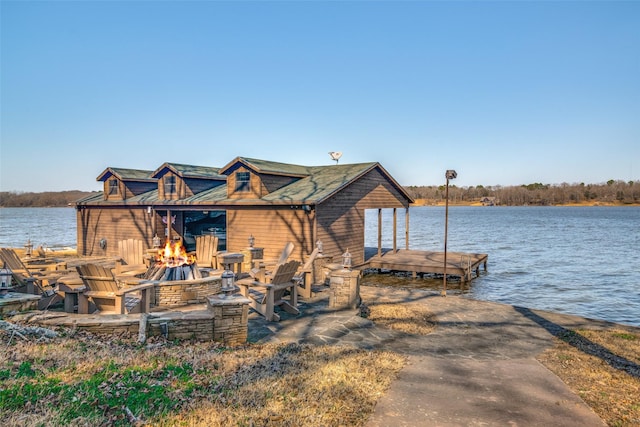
[
  {"x1": 207, "y1": 294, "x2": 251, "y2": 346},
  {"x1": 328, "y1": 269, "x2": 361, "y2": 309}
]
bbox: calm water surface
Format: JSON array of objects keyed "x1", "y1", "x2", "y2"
[
  {"x1": 0, "y1": 207, "x2": 77, "y2": 249},
  {"x1": 1, "y1": 206, "x2": 638, "y2": 326}
]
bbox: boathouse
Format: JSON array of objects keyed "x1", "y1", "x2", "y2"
[{"x1": 74, "y1": 157, "x2": 414, "y2": 265}]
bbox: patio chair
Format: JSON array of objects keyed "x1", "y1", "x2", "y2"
[
  {"x1": 0, "y1": 247, "x2": 65, "y2": 309},
  {"x1": 114, "y1": 238, "x2": 148, "y2": 276},
  {"x1": 1, "y1": 247, "x2": 64, "y2": 274},
  {"x1": 293, "y1": 247, "x2": 320, "y2": 299},
  {"x1": 237, "y1": 259, "x2": 301, "y2": 322},
  {"x1": 194, "y1": 234, "x2": 221, "y2": 269},
  {"x1": 248, "y1": 241, "x2": 295, "y2": 281},
  {"x1": 76, "y1": 263, "x2": 154, "y2": 314}
]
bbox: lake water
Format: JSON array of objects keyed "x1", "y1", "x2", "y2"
[
  {"x1": 1, "y1": 206, "x2": 639, "y2": 327},
  {"x1": 0, "y1": 207, "x2": 78, "y2": 250}
]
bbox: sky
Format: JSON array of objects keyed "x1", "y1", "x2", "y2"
[{"x1": 1, "y1": 0, "x2": 639, "y2": 193}]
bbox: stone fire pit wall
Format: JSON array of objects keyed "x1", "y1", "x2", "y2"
[
  {"x1": 146, "y1": 295, "x2": 250, "y2": 346},
  {"x1": 153, "y1": 276, "x2": 222, "y2": 307},
  {"x1": 26, "y1": 301, "x2": 250, "y2": 346}
]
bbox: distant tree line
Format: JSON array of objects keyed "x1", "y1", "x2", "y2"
[
  {"x1": 1, "y1": 180, "x2": 639, "y2": 207},
  {"x1": 0, "y1": 191, "x2": 96, "y2": 207},
  {"x1": 405, "y1": 180, "x2": 640, "y2": 206}
]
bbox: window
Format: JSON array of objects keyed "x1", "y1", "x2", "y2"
[
  {"x1": 108, "y1": 179, "x2": 119, "y2": 196},
  {"x1": 236, "y1": 172, "x2": 250, "y2": 192},
  {"x1": 164, "y1": 175, "x2": 177, "y2": 196}
]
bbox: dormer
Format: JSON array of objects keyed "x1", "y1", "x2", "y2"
[
  {"x1": 152, "y1": 163, "x2": 226, "y2": 200},
  {"x1": 96, "y1": 168, "x2": 156, "y2": 201},
  {"x1": 220, "y1": 157, "x2": 310, "y2": 199}
]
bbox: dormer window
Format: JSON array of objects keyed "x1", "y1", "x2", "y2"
[
  {"x1": 236, "y1": 172, "x2": 250, "y2": 192},
  {"x1": 165, "y1": 175, "x2": 177, "y2": 195},
  {"x1": 108, "y1": 179, "x2": 119, "y2": 196}
]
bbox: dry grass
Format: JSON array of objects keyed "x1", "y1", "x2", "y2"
[
  {"x1": 537, "y1": 328, "x2": 640, "y2": 426},
  {"x1": 0, "y1": 330, "x2": 405, "y2": 427},
  {"x1": 361, "y1": 301, "x2": 437, "y2": 335}
]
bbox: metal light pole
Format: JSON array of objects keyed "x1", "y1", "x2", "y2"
[{"x1": 442, "y1": 169, "x2": 457, "y2": 297}]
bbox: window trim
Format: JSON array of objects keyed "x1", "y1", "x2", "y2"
[
  {"x1": 164, "y1": 175, "x2": 177, "y2": 196},
  {"x1": 235, "y1": 171, "x2": 250, "y2": 192},
  {"x1": 108, "y1": 179, "x2": 119, "y2": 196}
]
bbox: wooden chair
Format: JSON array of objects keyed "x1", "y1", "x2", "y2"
[
  {"x1": 194, "y1": 235, "x2": 220, "y2": 268},
  {"x1": 22, "y1": 245, "x2": 52, "y2": 266},
  {"x1": 293, "y1": 247, "x2": 320, "y2": 299},
  {"x1": 0, "y1": 247, "x2": 65, "y2": 309},
  {"x1": 114, "y1": 239, "x2": 148, "y2": 276},
  {"x1": 237, "y1": 259, "x2": 301, "y2": 322},
  {"x1": 76, "y1": 263, "x2": 154, "y2": 314},
  {"x1": 249, "y1": 241, "x2": 295, "y2": 281}
]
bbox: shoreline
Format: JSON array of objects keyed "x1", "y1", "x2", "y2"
[{"x1": 412, "y1": 199, "x2": 640, "y2": 207}]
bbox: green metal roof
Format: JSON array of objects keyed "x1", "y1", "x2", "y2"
[
  {"x1": 152, "y1": 162, "x2": 226, "y2": 180},
  {"x1": 221, "y1": 157, "x2": 312, "y2": 177},
  {"x1": 78, "y1": 158, "x2": 413, "y2": 206},
  {"x1": 96, "y1": 167, "x2": 155, "y2": 182},
  {"x1": 262, "y1": 162, "x2": 378, "y2": 203}
]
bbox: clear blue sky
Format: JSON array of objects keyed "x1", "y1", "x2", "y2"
[{"x1": 1, "y1": 0, "x2": 639, "y2": 192}]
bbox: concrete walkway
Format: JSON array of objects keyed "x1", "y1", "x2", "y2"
[{"x1": 248, "y1": 285, "x2": 616, "y2": 426}]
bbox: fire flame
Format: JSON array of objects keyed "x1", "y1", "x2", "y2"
[{"x1": 156, "y1": 240, "x2": 195, "y2": 267}]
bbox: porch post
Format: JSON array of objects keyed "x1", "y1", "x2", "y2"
[
  {"x1": 166, "y1": 209, "x2": 171, "y2": 241},
  {"x1": 405, "y1": 207, "x2": 410, "y2": 250},
  {"x1": 393, "y1": 208, "x2": 397, "y2": 253},
  {"x1": 377, "y1": 208, "x2": 382, "y2": 257}
]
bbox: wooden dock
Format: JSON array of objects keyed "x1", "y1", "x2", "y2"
[{"x1": 361, "y1": 248, "x2": 488, "y2": 283}]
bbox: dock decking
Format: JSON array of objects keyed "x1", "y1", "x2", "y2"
[{"x1": 362, "y1": 248, "x2": 488, "y2": 283}]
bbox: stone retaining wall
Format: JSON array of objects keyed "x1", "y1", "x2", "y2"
[
  {"x1": 0, "y1": 293, "x2": 41, "y2": 316},
  {"x1": 12, "y1": 292, "x2": 251, "y2": 347}
]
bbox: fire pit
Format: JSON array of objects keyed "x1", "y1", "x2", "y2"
[{"x1": 140, "y1": 240, "x2": 223, "y2": 308}]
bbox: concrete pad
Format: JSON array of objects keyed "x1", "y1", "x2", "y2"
[{"x1": 366, "y1": 356, "x2": 606, "y2": 427}]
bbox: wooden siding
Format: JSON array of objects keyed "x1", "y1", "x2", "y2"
[
  {"x1": 226, "y1": 207, "x2": 315, "y2": 262},
  {"x1": 77, "y1": 207, "x2": 156, "y2": 256},
  {"x1": 227, "y1": 166, "x2": 263, "y2": 199},
  {"x1": 315, "y1": 168, "x2": 410, "y2": 264},
  {"x1": 104, "y1": 179, "x2": 123, "y2": 201},
  {"x1": 102, "y1": 179, "x2": 156, "y2": 201},
  {"x1": 158, "y1": 172, "x2": 184, "y2": 200}
]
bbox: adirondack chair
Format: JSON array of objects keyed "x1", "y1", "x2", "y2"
[
  {"x1": 293, "y1": 247, "x2": 320, "y2": 299},
  {"x1": 114, "y1": 239, "x2": 148, "y2": 276},
  {"x1": 76, "y1": 263, "x2": 154, "y2": 314},
  {"x1": 22, "y1": 245, "x2": 52, "y2": 266},
  {"x1": 249, "y1": 241, "x2": 295, "y2": 282},
  {"x1": 0, "y1": 247, "x2": 63, "y2": 275},
  {"x1": 237, "y1": 259, "x2": 301, "y2": 322},
  {"x1": 194, "y1": 235, "x2": 220, "y2": 269},
  {"x1": 0, "y1": 247, "x2": 65, "y2": 309}
]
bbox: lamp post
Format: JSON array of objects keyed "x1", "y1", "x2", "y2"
[{"x1": 442, "y1": 169, "x2": 457, "y2": 297}]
